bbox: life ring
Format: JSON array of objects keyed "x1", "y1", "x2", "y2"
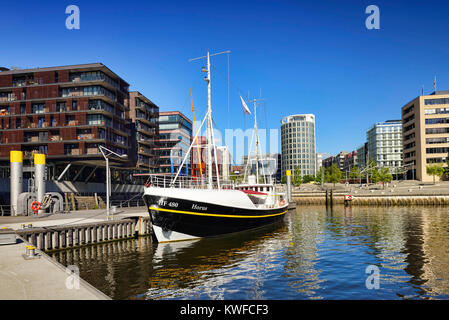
[
  {"x1": 30, "y1": 201, "x2": 41, "y2": 213},
  {"x1": 279, "y1": 199, "x2": 286, "y2": 206}
]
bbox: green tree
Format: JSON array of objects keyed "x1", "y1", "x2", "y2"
[
  {"x1": 349, "y1": 166, "x2": 361, "y2": 181},
  {"x1": 379, "y1": 167, "x2": 393, "y2": 188},
  {"x1": 281, "y1": 175, "x2": 287, "y2": 184},
  {"x1": 293, "y1": 166, "x2": 302, "y2": 186},
  {"x1": 427, "y1": 163, "x2": 445, "y2": 184},
  {"x1": 315, "y1": 167, "x2": 329, "y2": 183},
  {"x1": 302, "y1": 174, "x2": 315, "y2": 184},
  {"x1": 367, "y1": 158, "x2": 379, "y2": 184},
  {"x1": 328, "y1": 164, "x2": 342, "y2": 186},
  {"x1": 443, "y1": 160, "x2": 449, "y2": 179},
  {"x1": 315, "y1": 167, "x2": 323, "y2": 183}
]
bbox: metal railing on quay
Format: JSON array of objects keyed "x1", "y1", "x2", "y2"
[
  {"x1": 110, "y1": 199, "x2": 146, "y2": 208},
  {"x1": 0, "y1": 205, "x2": 11, "y2": 216},
  {"x1": 144, "y1": 174, "x2": 236, "y2": 190}
]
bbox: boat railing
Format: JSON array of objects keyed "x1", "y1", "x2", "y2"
[{"x1": 144, "y1": 174, "x2": 236, "y2": 190}]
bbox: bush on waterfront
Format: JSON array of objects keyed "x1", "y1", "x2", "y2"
[
  {"x1": 293, "y1": 166, "x2": 302, "y2": 186},
  {"x1": 426, "y1": 163, "x2": 444, "y2": 184}
]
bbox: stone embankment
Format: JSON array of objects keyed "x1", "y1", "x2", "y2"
[{"x1": 292, "y1": 181, "x2": 449, "y2": 206}]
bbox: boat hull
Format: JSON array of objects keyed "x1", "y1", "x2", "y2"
[{"x1": 143, "y1": 193, "x2": 288, "y2": 242}]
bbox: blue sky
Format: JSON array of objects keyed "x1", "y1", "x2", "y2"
[{"x1": 2, "y1": 0, "x2": 449, "y2": 160}]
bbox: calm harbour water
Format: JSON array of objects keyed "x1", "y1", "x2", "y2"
[{"x1": 50, "y1": 206, "x2": 449, "y2": 300}]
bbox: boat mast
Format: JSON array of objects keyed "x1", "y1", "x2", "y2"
[
  {"x1": 205, "y1": 52, "x2": 213, "y2": 189},
  {"x1": 189, "y1": 50, "x2": 230, "y2": 189},
  {"x1": 253, "y1": 99, "x2": 259, "y2": 184}
]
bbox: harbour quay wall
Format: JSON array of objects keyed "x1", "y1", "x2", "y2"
[
  {"x1": 15, "y1": 217, "x2": 152, "y2": 252},
  {"x1": 292, "y1": 192, "x2": 449, "y2": 206}
]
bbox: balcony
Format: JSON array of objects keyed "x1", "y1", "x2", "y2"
[
  {"x1": 64, "y1": 149, "x2": 80, "y2": 156},
  {"x1": 77, "y1": 133, "x2": 94, "y2": 140},
  {"x1": 86, "y1": 147, "x2": 99, "y2": 155},
  {"x1": 67, "y1": 120, "x2": 79, "y2": 126},
  {"x1": 50, "y1": 135, "x2": 62, "y2": 141},
  {"x1": 0, "y1": 93, "x2": 16, "y2": 102}
]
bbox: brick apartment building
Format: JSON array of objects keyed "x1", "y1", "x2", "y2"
[
  {"x1": 127, "y1": 91, "x2": 159, "y2": 173},
  {"x1": 0, "y1": 63, "x2": 136, "y2": 184}
]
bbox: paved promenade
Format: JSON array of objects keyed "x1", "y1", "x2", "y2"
[
  {"x1": 0, "y1": 207, "x2": 148, "y2": 300},
  {"x1": 0, "y1": 238, "x2": 110, "y2": 300},
  {"x1": 293, "y1": 180, "x2": 449, "y2": 196}
]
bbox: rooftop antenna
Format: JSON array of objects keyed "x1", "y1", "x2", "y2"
[{"x1": 434, "y1": 76, "x2": 437, "y2": 92}]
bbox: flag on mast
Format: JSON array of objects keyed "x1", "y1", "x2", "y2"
[{"x1": 240, "y1": 96, "x2": 251, "y2": 115}]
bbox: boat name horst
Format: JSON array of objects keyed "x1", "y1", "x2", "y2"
[{"x1": 192, "y1": 204, "x2": 208, "y2": 211}]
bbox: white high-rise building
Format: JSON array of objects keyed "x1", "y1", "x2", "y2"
[
  {"x1": 281, "y1": 114, "x2": 316, "y2": 178},
  {"x1": 366, "y1": 120, "x2": 403, "y2": 172}
]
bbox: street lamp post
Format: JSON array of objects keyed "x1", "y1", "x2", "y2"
[{"x1": 99, "y1": 145, "x2": 127, "y2": 220}]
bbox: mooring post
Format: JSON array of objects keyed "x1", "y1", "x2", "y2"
[
  {"x1": 138, "y1": 217, "x2": 143, "y2": 236},
  {"x1": 53, "y1": 231, "x2": 59, "y2": 249},
  {"x1": 286, "y1": 170, "x2": 292, "y2": 202},
  {"x1": 330, "y1": 189, "x2": 334, "y2": 208},
  {"x1": 10, "y1": 151, "x2": 23, "y2": 216},
  {"x1": 38, "y1": 232, "x2": 44, "y2": 250},
  {"x1": 325, "y1": 189, "x2": 329, "y2": 207},
  {"x1": 45, "y1": 231, "x2": 52, "y2": 251},
  {"x1": 113, "y1": 223, "x2": 117, "y2": 239},
  {"x1": 74, "y1": 228, "x2": 79, "y2": 246},
  {"x1": 92, "y1": 226, "x2": 97, "y2": 243},
  {"x1": 68, "y1": 229, "x2": 73, "y2": 247},
  {"x1": 86, "y1": 227, "x2": 91, "y2": 244},
  {"x1": 31, "y1": 233, "x2": 37, "y2": 247},
  {"x1": 34, "y1": 154, "x2": 46, "y2": 216},
  {"x1": 80, "y1": 227, "x2": 85, "y2": 244},
  {"x1": 60, "y1": 230, "x2": 66, "y2": 248}
]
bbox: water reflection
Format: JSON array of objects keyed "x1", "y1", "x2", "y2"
[{"x1": 51, "y1": 206, "x2": 449, "y2": 300}]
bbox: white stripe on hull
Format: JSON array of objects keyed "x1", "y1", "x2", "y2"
[
  {"x1": 144, "y1": 187, "x2": 257, "y2": 209},
  {"x1": 152, "y1": 224, "x2": 201, "y2": 243}
]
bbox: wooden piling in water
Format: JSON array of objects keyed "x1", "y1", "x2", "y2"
[
  {"x1": 325, "y1": 190, "x2": 328, "y2": 207},
  {"x1": 330, "y1": 189, "x2": 333, "y2": 208}
]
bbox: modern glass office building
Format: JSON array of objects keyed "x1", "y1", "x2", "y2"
[
  {"x1": 280, "y1": 114, "x2": 316, "y2": 178},
  {"x1": 366, "y1": 120, "x2": 403, "y2": 172},
  {"x1": 154, "y1": 111, "x2": 192, "y2": 175}
]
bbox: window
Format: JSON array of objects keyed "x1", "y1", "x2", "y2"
[
  {"x1": 425, "y1": 118, "x2": 449, "y2": 125},
  {"x1": 426, "y1": 147, "x2": 449, "y2": 154},
  {"x1": 426, "y1": 127, "x2": 449, "y2": 134},
  {"x1": 425, "y1": 98, "x2": 449, "y2": 105},
  {"x1": 57, "y1": 102, "x2": 67, "y2": 112},
  {"x1": 87, "y1": 114, "x2": 111, "y2": 126},
  {"x1": 426, "y1": 137, "x2": 449, "y2": 144},
  {"x1": 426, "y1": 157, "x2": 446, "y2": 163},
  {"x1": 32, "y1": 103, "x2": 45, "y2": 114},
  {"x1": 424, "y1": 107, "x2": 449, "y2": 115}
]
